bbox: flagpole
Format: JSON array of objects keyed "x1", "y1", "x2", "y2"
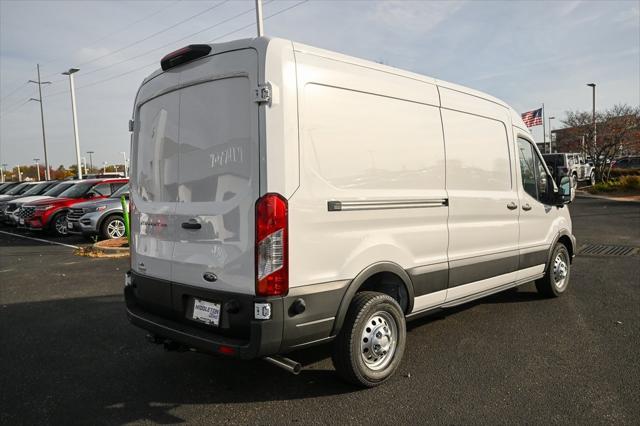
[{"x1": 542, "y1": 103, "x2": 547, "y2": 153}]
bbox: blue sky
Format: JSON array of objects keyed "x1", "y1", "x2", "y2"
[{"x1": 1, "y1": 0, "x2": 638, "y2": 169}]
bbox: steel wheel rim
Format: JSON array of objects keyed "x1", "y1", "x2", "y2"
[
  {"x1": 107, "y1": 219, "x2": 125, "y2": 238},
  {"x1": 360, "y1": 311, "x2": 398, "y2": 371},
  {"x1": 553, "y1": 251, "x2": 569, "y2": 290},
  {"x1": 55, "y1": 216, "x2": 68, "y2": 235}
]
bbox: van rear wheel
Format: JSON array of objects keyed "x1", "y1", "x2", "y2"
[
  {"x1": 535, "y1": 243, "x2": 571, "y2": 297},
  {"x1": 331, "y1": 291, "x2": 406, "y2": 387}
]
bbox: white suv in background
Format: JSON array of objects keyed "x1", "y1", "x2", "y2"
[{"x1": 543, "y1": 152, "x2": 596, "y2": 187}]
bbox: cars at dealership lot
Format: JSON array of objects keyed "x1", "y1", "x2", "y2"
[
  {"x1": 3, "y1": 181, "x2": 77, "y2": 226},
  {"x1": 0, "y1": 182, "x2": 21, "y2": 194},
  {"x1": 0, "y1": 181, "x2": 41, "y2": 201},
  {"x1": 125, "y1": 38, "x2": 575, "y2": 387},
  {"x1": 20, "y1": 178, "x2": 128, "y2": 236},
  {"x1": 67, "y1": 184, "x2": 129, "y2": 240},
  {"x1": 612, "y1": 155, "x2": 640, "y2": 169},
  {"x1": 0, "y1": 180, "x2": 60, "y2": 224}
]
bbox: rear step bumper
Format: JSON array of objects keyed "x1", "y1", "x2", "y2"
[{"x1": 124, "y1": 272, "x2": 284, "y2": 359}]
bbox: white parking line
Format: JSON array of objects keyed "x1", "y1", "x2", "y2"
[{"x1": 0, "y1": 230, "x2": 80, "y2": 249}]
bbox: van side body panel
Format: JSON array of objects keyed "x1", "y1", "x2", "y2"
[{"x1": 288, "y1": 49, "x2": 448, "y2": 297}]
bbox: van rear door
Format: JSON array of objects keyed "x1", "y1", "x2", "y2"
[
  {"x1": 131, "y1": 81, "x2": 180, "y2": 281},
  {"x1": 171, "y1": 50, "x2": 259, "y2": 295},
  {"x1": 131, "y1": 49, "x2": 259, "y2": 295}
]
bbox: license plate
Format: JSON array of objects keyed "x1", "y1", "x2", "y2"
[
  {"x1": 19, "y1": 218, "x2": 24, "y2": 225},
  {"x1": 67, "y1": 222, "x2": 73, "y2": 229},
  {"x1": 192, "y1": 299, "x2": 221, "y2": 326}
]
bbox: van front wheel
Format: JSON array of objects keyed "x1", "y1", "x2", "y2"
[
  {"x1": 535, "y1": 243, "x2": 571, "y2": 297},
  {"x1": 331, "y1": 291, "x2": 406, "y2": 387}
]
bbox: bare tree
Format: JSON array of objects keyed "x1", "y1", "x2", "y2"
[{"x1": 560, "y1": 104, "x2": 640, "y2": 181}]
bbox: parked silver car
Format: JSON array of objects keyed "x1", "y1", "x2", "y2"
[{"x1": 66, "y1": 184, "x2": 129, "y2": 240}]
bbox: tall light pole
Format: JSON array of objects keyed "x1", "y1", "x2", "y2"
[
  {"x1": 87, "y1": 151, "x2": 94, "y2": 172},
  {"x1": 548, "y1": 116, "x2": 555, "y2": 153},
  {"x1": 63, "y1": 68, "x2": 82, "y2": 180},
  {"x1": 103, "y1": 161, "x2": 108, "y2": 174},
  {"x1": 33, "y1": 158, "x2": 41, "y2": 181},
  {"x1": 82, "y1": 157, "x2": 88, "y2": 176},
  {"x1": 120, "y1": 151, "x2": 128, "y2": 177},
  {"x1": 587, "y1": 83, "x2": 596, "y2": 148},
  {"x1": 0, "y1": 164, "x2": 6, "y2": 183},
  {"x1": 255, "y1": 0, "x2": 264, "y2": 37},
  {"x1": 28, "y1": 64, "x2": 52, "y2": 180},
  {"x1": 16, "y1": 165, "x2": 22, "y2": 182}
]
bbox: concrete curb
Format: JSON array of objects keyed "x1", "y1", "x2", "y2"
[
  {"x1": 576, "y1": 191, "x2": 640, "y2": 203},
  {"x1": 75, "y1": 239, "x2": 130, "y2": 258}
]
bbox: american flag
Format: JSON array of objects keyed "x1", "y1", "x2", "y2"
[{"x1": 521, "y1": 108, "x2": 543, "y2": 127}]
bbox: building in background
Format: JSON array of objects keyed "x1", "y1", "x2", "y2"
[{"x1": 552, "y1": 115, "x2": 640, "y2": 156}]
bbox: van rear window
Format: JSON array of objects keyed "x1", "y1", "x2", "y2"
[{"x1": 134, "y1": 93, "x2": 180, "y2": 202}]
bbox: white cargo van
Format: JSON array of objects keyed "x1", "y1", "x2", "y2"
[{"x1": 125, "y1": 37, "x2": 575, "y2": 387}]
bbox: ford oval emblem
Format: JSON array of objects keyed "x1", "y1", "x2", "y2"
[{"x1": 203, "y1": 272, "x2": 218, "y2": 283}]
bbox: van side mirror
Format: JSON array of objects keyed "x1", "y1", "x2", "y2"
[{"x1": 556, "y1": 176, "x2": 574, "y2": 205}]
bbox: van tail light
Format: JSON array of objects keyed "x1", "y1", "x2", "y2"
[{"x1": 255, "y1": 193, "x2": 288, "y2": 297}]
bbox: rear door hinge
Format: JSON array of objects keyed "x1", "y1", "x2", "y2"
[{"x1": 254, "y1": 83, "x2": 272, "y2": 105}]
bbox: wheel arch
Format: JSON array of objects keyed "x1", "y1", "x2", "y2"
[
  {"x1": 330, "y1": 262, "x2": 414, "y2": 336},
  {"x1": 550, "y1": 230, "x2": 575, "y2": 265}
]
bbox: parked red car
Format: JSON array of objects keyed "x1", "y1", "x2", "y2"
[{"x1": 21, "y1": 178, "x2": 128, "y2": 236}]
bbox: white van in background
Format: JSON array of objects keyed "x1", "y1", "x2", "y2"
[{"x1": 125, "y1": 37, "x2": 575, "y2": 387}]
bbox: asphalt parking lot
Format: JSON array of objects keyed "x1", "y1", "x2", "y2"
[{"x1": 1, "y1": 197, "x2": 639, "y2": 425}]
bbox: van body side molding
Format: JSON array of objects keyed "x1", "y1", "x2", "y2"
[{"x1": 327, "y1": 198, "x2": 448, "y2": 212}]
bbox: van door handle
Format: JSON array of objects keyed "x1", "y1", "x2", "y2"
[
  {"x1": 181, "y1": 221, "x2": 202, "y2": 230},
  {"x1": 522, "y1": 203, "x2": 532, "y2": 211},
  {"x1": 507, "y1": 202, "x2": 518, "y2": 210}
]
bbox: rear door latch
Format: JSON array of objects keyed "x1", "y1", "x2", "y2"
[{"x1": 254, "y1": 83, "x2": 272, "y2": 105}]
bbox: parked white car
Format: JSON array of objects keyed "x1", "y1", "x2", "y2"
[
  {"x1": 125, "y1": 37, "x2": 575, "y2": 387},
  {"x1": 543, "y1": 153, "x2": 596, "y2": 187}
]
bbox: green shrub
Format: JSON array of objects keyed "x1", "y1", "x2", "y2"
[
  {"x1": 610, "y1": 168, "x2": 640, "y2": 177},
  {"x1": 588, "y1": 175, "x2": 640, "y2": 193},
  {"x1": 591, "y1": 182, "x2": 618, "y2": 193},
  {"x1": 619, "y1": 175, "x2": 640, "y2": 190}
]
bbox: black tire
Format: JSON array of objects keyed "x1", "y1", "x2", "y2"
[
  {"x1": 571, "y1": 173, "x2": 578, "y2": 189},
  {"x1": 101, "y1": 215, "x2": 126, "y2": 240},
  {"x1": 535, "y1": 243, "x2": 571, "y2": 298},
  {"x1": 331, "y1": 291, "x2": 406, "y2": 387},
  {"x1": 50, "y1": 212, "x2": 69, "y2": 237},
  {"x1": 589, "y1": 171, "x2": 596, "y2": 186}
]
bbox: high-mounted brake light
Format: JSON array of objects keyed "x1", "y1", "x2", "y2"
[
  {"x1": 255, "y1": 193, "x2": 288, "y2": 297},
  {"x1": 160, "y1": 44, "x2": 212, "y2": 71}
]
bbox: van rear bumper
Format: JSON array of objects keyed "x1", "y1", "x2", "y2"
[{"x1": 124, "y1": 272, "x2": 284, "y2": 359}]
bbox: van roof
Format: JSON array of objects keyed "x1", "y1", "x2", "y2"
[{"x1": 142, "y1": 37, "x2": 530, "y2": 133}]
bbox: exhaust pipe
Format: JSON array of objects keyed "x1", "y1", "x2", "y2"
[{"x1": 264, "y1": 355, "x2": 302, "y2": 375}]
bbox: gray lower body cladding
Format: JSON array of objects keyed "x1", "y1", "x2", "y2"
[{"x1": 125, "y1": 272, "x2": 348, "y2": 358}]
